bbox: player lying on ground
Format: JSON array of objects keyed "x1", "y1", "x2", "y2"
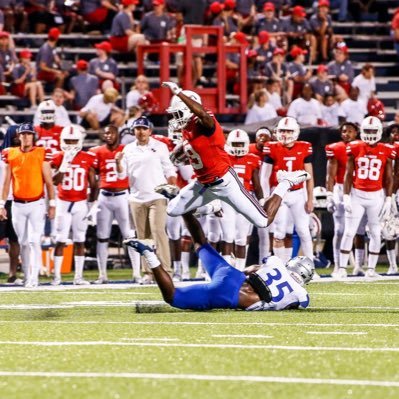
[{"x1": 124, "y1": 172, "x2": 314, "y2": 311}]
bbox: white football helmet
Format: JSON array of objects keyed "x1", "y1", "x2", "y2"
[
  {"x1": 275, "y1": 117, "x2": 300, "y2": 145},
  {"x1": 60, "y1": 125, "x2": 83, "y2": 152},
  {"x1": 360, "y1": 116, "x2": 382, "y2": 145},
  {"x1": 226, "y1": 129, "x2": 250, "y2": 156},
  {"x1": 38, "y1": 99, "x2": 56, "y2": 124},
  {"x1": 286, "y1": 256, "x2": 315, "y2": 285},
  {"x1": 166, "y1": 90, "x2": 202, "y2": 130},
  {"x1": 167, "y1": 119, "x2": 183, "y2": 144},
  {"x1": 313, "y1": 186, "x2": 327, "y2": 209},
  {"x1": 381, "y1": 214, "x2": 399, "y2": 240}
]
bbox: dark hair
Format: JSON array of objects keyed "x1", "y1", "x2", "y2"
[{"x1": 339, "y1": 122, "x2": 359, "y2": 133}]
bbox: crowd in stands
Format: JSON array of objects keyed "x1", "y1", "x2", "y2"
[{"x1": 0, "y1": 0, "x2": 391, "y2": 130}]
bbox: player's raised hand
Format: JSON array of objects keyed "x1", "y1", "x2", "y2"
[{"x1": 162, "y1": 81, "x2": 182, "y2": 95}]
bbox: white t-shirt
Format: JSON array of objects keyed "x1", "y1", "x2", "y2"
[
  {"x1": 321, "y1": 103, "x2": 340, "y2": 127},
  {"x1": 338, "y1": 98, "x2": 367, "y2": 125},
  {"x1": 352, "y1": 73, "x2": 376, "y2": 102},
  {"x1": 265, "y1": 90, "x2": 282, "y2": 110},
  {"x1": 126, "y1": 90, "x2": 141, "y2": 109},
  {"x1": 244, "y1": 103, "x2": 277, "y2": 124},
  {"x1": 287, "y1": 98, "x2": 322, "y2": 126},
  {"x1": 80, "y1": 94, "x2": 112, "y2": 122}
]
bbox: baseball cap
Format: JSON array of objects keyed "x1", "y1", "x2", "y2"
[
  {"x1": 335, "y1": 41, "x2": 348, "y2": 53},
  {"x1": 48, "y1": 27, "x2": 61, "y2": 40},
  {"x1": 256, "y1": 128, "x2": 271, "y2": 138},
  {"x1": 273, "y1": 47, "x2": 285, "y2": 56},
  {"x1": 318, "y1": 0, "x2": 330, "y2": 8},
  {"x1": 224, "y1": 0, "x2": 236, "y2": 11},
  {"x1": 263, "y1": 2, "x2": 275, "y2": 11},
  {"x1": 234, "y1": 31, "x2": 248, "y2": 45},
  {"x1": 0, "y1": 31, "x2": 10, "y2": 39},
  {"x1": 290, "y1": 45, "x2": 307, "y2": 58},
  {"x1": 121, "y1": 0, "x2": 139, "y2": 6},
  {"x1": 210, "y1": 1, "x2": 224, "y2": 14},
  {"x1": 258, "y1": 31, "x2": 270, "y2": 44},
  {"x1": 76, "y1": 59, "x2": 88, "y2": 70},
  {"x1": 132, "y1": 116, "x2": 152, "y2": 129},
  {"x1": 152, "y1": 0, "x2": 164, "y2": 5},
  {"x1": 95, "y1": 41, "x2": 112, "y2": 53},
  {"x1": 317, "y1": 64, "x2": 328, "y2": 73},
  {"x1": 292, "y1": 5, "x2": 306, "y2": 17},
  {"x1": 19, "y1": 49, "x2": 32, "y2": 59},
  {"x1": 17, "y1": 123, "x2": 35, "y2": 135}
]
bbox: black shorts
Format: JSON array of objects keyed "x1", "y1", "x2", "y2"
[{"x1": 0, "y1": 201, "x2": 18, "y2": 243}]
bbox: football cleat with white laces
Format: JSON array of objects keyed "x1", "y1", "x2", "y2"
[
  {"x1": 93, "y1": 277, "x2": 108, "y2": 284},
  {"x1": 277, "y1": 170, "x2": 311, "y2": 186},
  {"x1": 387, "y1": 265, "x2": 398, "y2": 275},
  {"x1": 154, "y1": 184, "x2": 180, "y2": 199},
  {"x1": 352, "y1": 266, "x2": 366, "y2": 276},
  {"x1": 51, "y1": 277, "x2": 62, "y2": 286},
  {"x1": 73, "y1": 278, "x2": 91, "y2": 285},
  {"x1": 332, "y1": 267, "x2": 347, "y2": 279},
  {"x1": 365, "y1": 269, "x2": 381, "y2": 278}
]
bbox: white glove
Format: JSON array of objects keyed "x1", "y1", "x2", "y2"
[
  {"x1": 84, "y1": 201, "x2": 98, "y2": 222},
  {"x1": 379, "y1": 196, "x2": 392, "y2": 221},
  {"x1": 343, "y1": 194, "x2": 352, "y2": 213},
  {"x1": 326, "y1": 191, "x2": 336, "y2": 213},
  {"x1": 162, "y1": 81, "x2": 182, "y2": 95}
]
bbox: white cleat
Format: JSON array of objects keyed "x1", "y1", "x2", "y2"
[
  {"x1": 51, "y1": 277, "x2": 62, "y2": 286},
  {"x1": 277, "y1": 170, "x2": 311, "y2": 186},
  {"x1": 312, "y1": 270, "x2": 321, "y2": 280},
  {"x1": 332, "y1": 267, "x2": 347, "y2": 279},
  {"x1": 172, "y1": 274, "x2": 182, "y2": 282},
  {"x1": 24, "y1": 280, "x2": 39, "y2": 288},
  {"x1": 93, "y1": 277, "x2": 108, "y2": 285},
  {"x1": 387, "y1": 265, "x2": 398, "y2": 275},
  {"x1": 194, "y1": 200, "x2": 223, "y2": 216},
  {"x1": 154, "y1": 184, "x2": 180, "y2": 199},
  {"x1": 352, "y1": 266, "x2": 366, "y2": 276},
  {"x1": 73, "y1": 278, "x2": 91, "y2": 286},
  {"x1": 365, "y1": 269, "x2": 381, "y2": 279},
  {"x1": 182, "y1": 272, "x2": 191, "y2": 280}
]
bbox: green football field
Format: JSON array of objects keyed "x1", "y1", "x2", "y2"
[{"x1": 0, "y1": 270, "x2": 398, "y2": 399}]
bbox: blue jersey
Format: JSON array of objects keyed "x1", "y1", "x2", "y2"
[{"x1": 246, "y1": 256, "x2": 310, "y2": 311}]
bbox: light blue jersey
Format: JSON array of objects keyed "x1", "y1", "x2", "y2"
[{"x1": 246, "y1": 256, "x2": 310, "y2": 311}]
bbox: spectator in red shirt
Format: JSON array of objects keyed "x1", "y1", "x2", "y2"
[
  {"x1": 89, "y1": 41, "x2": 119, "y2": 89},
  {"x1": 11, "y1": 49, "x2": 44, "y2": 107}
]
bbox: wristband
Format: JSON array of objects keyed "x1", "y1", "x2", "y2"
[
  {"x1": 49, "y1": 199, "x2": 56, "y2": 207},
  {"x1": 0, "y1": 200, "x2": 5, "y2": 209},
  {"x1": 175, "y1": 87, "x2": 183, "y2": 95}
]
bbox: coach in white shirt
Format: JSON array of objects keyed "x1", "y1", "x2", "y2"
[{"x1": 116, "y1": 116, "x2": 177, "y2": 281}]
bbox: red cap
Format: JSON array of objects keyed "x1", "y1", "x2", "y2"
[
  {"x1": 48, "y1": 27, "x2": 61, "y2": 40},
  {"x1": 0, "y1": 31, "x2": 10, "y2": 39},
  {"x1": 210, "y1": 1, "x2": 224, "y2": 14},
  {"x1": 234, "y1": 31, "x2": 248, "y2": 45},
  {"x1": 335, "y1": 41, "x2": 348, "y2": 53},
  {"x1": 247, "y1": 49, "x2": 258, "y2": 58},
  {"x1": 122, "y1": 0, "x2": 138, "y2": 6},
  {"x1": 292, "y1": 5, "x2": 306, "y2": 17},
  {"x1": 19, "y1": 49, "x2": 32, "y2": 59},
  {"x1": 258, "y1": 31, "x2": 270, "y2": 44},
  {"x1": 76, "y1": 59, "x2": 88, "y2": 70},
  {"x1": 152, "y1": 0, "x2": 164, "y2": 5},
  {"x1": 317, "y1": 64, "x2": 328, "y2": 73},
  {"x1": 224, "y1": 0, "x2": 236, "y2": 11},
  {"x1": 273, "y1": 47, "x2": 285, "y2": 56},
  {"x1": 263, "y1": 2, "x2": 275, "y2": 11},
  {"x1": 290, "y1": 45, "x2": 307, "y2": 58},
  {"x1": 318, "y1": 0, "x2": 330, "y2": 7},
  {"x1": 95, "y1": 41, "x2": 112, "y2": 53}
]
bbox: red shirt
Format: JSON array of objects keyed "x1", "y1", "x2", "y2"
[
  {"x1": 347, "y1": 140, "x2": 396, "y2": 192},
  {"x1": 229, "y1": 153, "x2": 261, "y2": 191},
  {"x1": 263, "y1": 141, "x2": 312, "y2": 189},
  {"x1": 325, "y1": 141, "x2": 348, "y2": 184},
  {"x1": 182, "y1": 112, "x2": 231, "y2": 184},
  {"x1": 51, "y1": 151, "x2": 96, "y2": 201},
  {"x1": 89, "y1": 144, "x2": 129, "y2": 190},
  {"x1": 248, "y1": 143, "x2": 264, "y2": 158},
  {"x1": 35, "y1": 125, "x2": 63, "y2": 158},
  {"x1": 394, "y1": 141, "x2": 399, "y2": 160}
]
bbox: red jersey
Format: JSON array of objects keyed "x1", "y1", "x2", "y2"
[
  {"x1": 394, "y1": 141, "x2": 399, "y2": 160},
  {"x1": 153, "y1": 135, "x2": 175, "y2": 152},
  {"x1": 35, "y1": 125, "x2": 63, "y2": 158},
  {"x1": 325, "y1": 141, "x2": 348, "y2": 184},
  {"x1": 51, "y1": 151, "x2": 96, "y2": 202},
  {"x1": 229, "y1": 153, "x2": 261, "y2": 191},
  {"x1": 89, "y1": 144, "x2": 129, "y2": 190},
  {"x1": 347, "y1": 140, "x2": 396, "y2": 192},
  {"x1": 264, "y1": 141, "x2": 312, "y2": 189},
  {"x1": 248, "y1": 143, "x2": 264, "y2": 158},
  {"x1": 182, "y1": 112, "x2": 231, "y2": 184}
]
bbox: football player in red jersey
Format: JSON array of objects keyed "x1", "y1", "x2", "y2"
[
  {"x1": 325, "y1": 122, "x2": 368, "y2": 276},
  {"x1": 51, "y1": 126, "x2": 97, "y2": 285},
  {"x1": 261, "y1": 116, "x2": 315, "y2": 264},
  {"x1": 160, "y1": 82, "x2": 310, "y2": 229},
  {"x1": 337, "y1": 116, "x2": 395, "y2": 279},
  {"x1": 34, "y1": 99, "x2": 63, "y2": 157},
  {"x1": 220, "y1": 129, "x2": 264, "y2": 270},
  {"x1": 89, "y1": 125, "x2": 141, "y2": 284}
]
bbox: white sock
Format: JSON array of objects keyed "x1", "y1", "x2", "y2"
[
  {"x1": 20, "y1": 244, "x2": 30, "y2": 281},
  {"x1": 386, "y1": 249, "x2": 397, "y2": 268},
  {"x1": 273, "y1": 247, "x2": 288, "y2": 263},
  {"x1": 284, "y1": 247, "x2": 293, "y2": 261},
  {"x1": 173, "y1": 260, "x2": 182, "y2": 275},
  {"x1": 222, "y1": 254, "x2": 232, "y2": 264},
  {"x1": 96, "y1": 241, "x2": 108, "y2": 278},
  {"x1": 235, "y1": 258, "x2": 246, "y2": 271},
  {"x1": 339, "y1": 252, "x2": 350, "y2": 269},
  {"x1": 127, "y1": 246, "x2": 141, "y2": 278},
  {"x1": 332, "y1": 234, "x2": 342, "y2": 267},
  {"x1": 368, "y1": 253, "x2": 379, "y2": 270},
  {"x1": 181, "y1": 251, "x2": 190, "y2": 274},
  {"x1": 299, "y1": 237, "x2": 313, "y2": 260},
  {"x1": 53, "y1": 256, "x2": 63, "y2": 280},
  {"x1": 272, "y1": 180, "x2": 291, "y2": 199},
  {"x1": 355, "y1": 248, "x2": 365, "y2": 268},
  {"x1": 74, "y1": 256, "x2": 85, "y2": 280},
  {"x1": 143, "y1": 250, "x2": 160, "y2": 269}
]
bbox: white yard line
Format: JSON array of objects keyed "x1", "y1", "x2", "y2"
[
  {"x1": 0, "y1": 341, "x2": 397, "y2": 352},
  {"x1": 312, "y1": 292, "x2": 399, "y2": 296},
  {"x1": 306, "y1": 332, "x2": 367, "y2": 335},
  {"x1": 0, "y1": 371, "x2": 397, "y2": 387},
  {"x1": 212, "y1": 334, "x2": 274, "y2": 339},
  {"x1": 120, "y1": 338, "x2": 180, "y2": 342}
]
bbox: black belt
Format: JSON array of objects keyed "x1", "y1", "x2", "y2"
[
  {"x1": 14, "y1": 199, "x2": 41, "y2": 204},
  {"x1": 101, "y1": 190, "x2": 127, "y2": 197},
  {"x1": 202, "y1": 178, "x2": 224, "y2": 188}
]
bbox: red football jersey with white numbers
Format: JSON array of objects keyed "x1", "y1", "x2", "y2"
[
  {"x1": 182, "y1": 112, "x2": 231, "y2": 184},
  {"x1": 35, "y1": 125, "x2": 63, "y2": 158},
  {"x1": 229, "y1": 153, "x2": 261, "y2": 191},
  {"x1": 89, "y1": 144, "x2": 129, "y2": 190},
  {"x1": 325, "y1": 141, "x2": 348, "y2": 184},
  {"x1": 347, "y1": 140, "x2": 396, "y2": 192},
  {"x1": 248, "y1": 143, "x2": 264, "y2": 158},
  {"x1": 51, "y1": 151, "x2": 96, "y2": 201},
  {"x1": 263, "y1": 141, "x2": 313, "y2": 189}
]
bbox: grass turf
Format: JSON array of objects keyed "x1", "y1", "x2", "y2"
[{"x1": 0, "y1": 270, "x2": 398, "y2": 399}]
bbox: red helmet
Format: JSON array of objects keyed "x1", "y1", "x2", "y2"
[{"x1": 367, "y1": 97, "x2": 385, "y2": 121}]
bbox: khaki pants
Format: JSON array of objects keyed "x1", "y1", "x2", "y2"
[{"x1": 129, "y1": 198, "x2": 172, "y2": 275}]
